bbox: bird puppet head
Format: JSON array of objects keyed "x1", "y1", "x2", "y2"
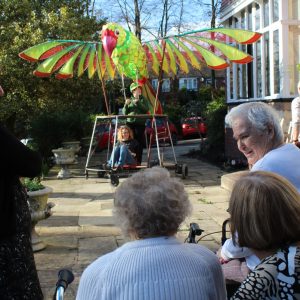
[{"x1": 101, "y1": 23, "x2": 126, "y2": 57}]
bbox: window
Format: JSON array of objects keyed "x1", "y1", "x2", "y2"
[
  {"x1": 256, "y1": 40, "x2": 262, "y2": 97},
  {"x1": 241, "y1": 46, "x2": 248, "y2": 98},
  {"x1": 263, "y1": 0, "x2": 269, "y2": 27},
  {"x1": 179, "y1": 78, "x2": 198, "y2": 90},
  {"x1": 151, "y1": 79, "x2": 170, "y2": 92},
  {"x1": 152, "y1": 79, "x2": 158, "y2": 91},
  {"x1": 248, "y1": 6, "x2": 252, "y2": 30},
  {"x1": 255, "y1": 3, "x2": 261, "y2": 30},
  {"x1": 273, "y1": 30, "x2": 280, "y2": 94},
  {"x1": 241, "y1": 10, "x2": 245, "y2": 29},
  {"x1": 264, "y1": 32, "x2": 270, "y2": 96},
  {"x1": 273, "y1": 0, "x2": 279, "y2": 22},
  {"x1": 247, "y1": 44, "x2": 254, "y2": 98}
]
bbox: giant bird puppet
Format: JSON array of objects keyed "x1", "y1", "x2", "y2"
[{"x1": 19, "y1": 22, "x2": 262, "y2": 114}]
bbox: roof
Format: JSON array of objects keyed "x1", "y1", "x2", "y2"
[{"x1": 220, "y1": 0, "x2": 239, "y2": 13}]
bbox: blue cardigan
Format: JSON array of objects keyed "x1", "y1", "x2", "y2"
[{"x1": 76, "y1": 236, "x2": 226, "y2": 300}]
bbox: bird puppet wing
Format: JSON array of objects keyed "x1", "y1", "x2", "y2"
[{"x1": 19, "y1": 23, "x2": 262, "y2": 114}]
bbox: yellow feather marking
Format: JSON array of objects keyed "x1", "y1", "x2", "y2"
[
  {"x1": 104, "y1": 50, "x2": 115, "y2": 79},
  {"x1": 181, "y1": 37, "x2": 227, "y2": 68},
  {"x1": 172, "y1": 37, "x2": 200, "y2": 69},
  {"x1": 166, "y1": 39, "x2": 189, "y2": 74},
  {"x1": 146, "y1": 43, "x2": 160, "y2": 75},
  {"x1": 77, "y1": 44, "x2": 91, "y2": 77},
  {"x1": 153, "y1": 40, "x2": 169, "y2": 74},
  {"x1": 88, "y1": 45, "x2": 96, "y2": 79},
  {"x1": 165, "y1": 40, "x2": 177, "y2": 75},
  {"x1": 192, "y1": 36, "x2": 250, "y2": 61}
]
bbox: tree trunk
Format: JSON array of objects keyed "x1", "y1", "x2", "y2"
[{"x1": 134, "y1": 0, "x2": 141, "y2": 41}]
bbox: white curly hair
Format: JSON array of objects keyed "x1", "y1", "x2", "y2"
[{"x1": 113, "y1": 167, "x2": 191, "y2": 238}]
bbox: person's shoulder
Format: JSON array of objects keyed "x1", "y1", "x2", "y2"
[
  {"x1": 183, "y1": 243, "x2": 219, "y2": 262},
  {"x1": 292, "y1": 96, "x2": 300, "y2": 105}
]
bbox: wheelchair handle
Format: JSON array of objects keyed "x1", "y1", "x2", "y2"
[
  {"x1": 187, "y1": 222, "x2": 204, "y2": 243},
  {"x1": 53, "y1": 269, "x2": 74, "y2": 300}
]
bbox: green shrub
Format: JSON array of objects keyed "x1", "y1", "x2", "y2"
[
  {"x1": 200, "y1": 93, "x2": 227, "y2": 163},
  {"x1": 29, "y1": 110, "x2": 94, "y2": 161},
  {"x1": 23, "y1": 177, "x2": 45, "y2": 192},
  {"x1": 205, "y1": 95, "x2": 227, "y2": 147}
]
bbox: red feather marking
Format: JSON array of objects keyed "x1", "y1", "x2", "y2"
[
  {"x1": 240, "y1": 33, "x2": 262, "y2": 44},
  {"x1": 99, "y1": 54, "x2": 106, "y2": 71},
  {"x1": 73, "y1": 47, "x2": 85, "y2": 71},
  {"x1": 33, "y1": 70, "x2": 51, "y2": 77},
  {"x1": 101, "y1": 29, "x2": 115, "y2": 38},
  {"x1": 143, "y1": 45, "x2": 153, "y2": 61},
  {"x1": 155, "y1": 50, "x2": 163, "y2": 62},
  {"x1": 193, "y1": 51, "x2": 204, "y2": 62},
  {"x1": 144, "y1": 81, "x2": 163, "y2": 114},
  {"x1": 138, "y1": 78, "x2": 147, "y2": 85},
  {"x1": 93, "y1": 54, "x2": 97, "y2": 69},
  {"x1": 56, "y1": 73, "x2": 73, "y2": 79},
  {"x1": 19, "y1": 52, "x2": 38, "y2": 62},
  {"x1": 84, "y1": 53, "x2": 90, "y2": 70},
  {"x1": 232, "y1": 56, "x2": 253, "y2": 64},
  {"x1": 40, "y1": 44, "x2": 71, "y2": 60},
  {"x1": 51, "y1": 52, "x2": 75, "y2": 73},
  {"x1": 208, "y1": 62, "x2": 229, "y2": 70}
]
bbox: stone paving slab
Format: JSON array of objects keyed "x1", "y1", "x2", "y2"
[{"x1": 35, "y1": 145, "x2": 232, "y2": 299}]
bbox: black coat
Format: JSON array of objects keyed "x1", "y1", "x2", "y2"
[{"x1": 0, "y1": 126, "x2": 43, "y2": 299}]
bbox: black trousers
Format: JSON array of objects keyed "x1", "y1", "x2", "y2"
[{"x1": 127, "y1": 123, "x2": 145, "y2": 164}]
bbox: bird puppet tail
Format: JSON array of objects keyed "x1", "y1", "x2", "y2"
[{"x1": 140, "y1": 80, "x2": 163, "y2": 115}]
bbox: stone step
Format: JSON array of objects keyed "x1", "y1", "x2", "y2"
[{"x1": 221, "y1": 170, "x2": 249, "y2": 191}]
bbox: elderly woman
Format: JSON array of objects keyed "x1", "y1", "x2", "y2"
[
  {"x1": 225, "y1": 101, "x2": 300, "y2": 190},
  {"x1": 105, "y1": 125, "x2": 139, "y2": 170},
  {"x1": 220, "y1": 102, "x2": 300, "y2": 283},
  {"x1": 228, "y1": 171, "x2": 300, "y2": 299},
  {"x1": 76, "y1": 167, "x2": 226, "y2": 300}
]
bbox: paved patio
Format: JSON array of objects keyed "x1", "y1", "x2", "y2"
[{"x1": 35, "y1": 143, "x2": 231, "y2": 299}]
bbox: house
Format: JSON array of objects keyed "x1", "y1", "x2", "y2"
[
  {"x1": 220, "y1": 0, "x2": 300, "y2": 163},
  {"x1": 150, "y1": 64, "x2": 226, "y2": 106}
]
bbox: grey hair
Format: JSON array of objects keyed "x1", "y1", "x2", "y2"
[
  {"x1": 225, "y1": 102, "x2": 284, "y2": 144},
  {"x1": 113, "y1": 167, "x2": 191, "y2": 238}
]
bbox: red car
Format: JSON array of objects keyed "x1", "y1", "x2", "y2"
[
  {"x1": 145, "y1": 118, "x2": 178, "y2": 145},
  {"x1": 181, "y1": 117, "x2": 207, "y2": 139},
  {"x1": 95, "y1": 123, "x2": 115, "y2": 150}
]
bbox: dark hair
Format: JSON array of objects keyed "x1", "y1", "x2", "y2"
[{"x1": 229, "y1": 171, "x2": 300, "y2": 250}]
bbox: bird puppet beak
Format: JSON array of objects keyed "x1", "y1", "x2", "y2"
[{"x1": 101, "y1": 29, "x2": 117, "y2": 57}]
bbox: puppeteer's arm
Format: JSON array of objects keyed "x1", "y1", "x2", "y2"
[{"x1": 122, "y1": 99, "x2": 131, "y2": 115}]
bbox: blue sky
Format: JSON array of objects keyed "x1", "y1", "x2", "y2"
[{"x1": 93, "y1": 0, "x2": 216, "y2": 42}]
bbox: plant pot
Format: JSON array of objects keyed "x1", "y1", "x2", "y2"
[
  {"x1": 27, "y1": 187, "x2": 54, "y2": 252},
  {"x1": 52, "y1": 148, "x2": 77, "y2": 179},
  {"x1": 62, "y1": 141, "x2": 81, "y2": 153}
]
